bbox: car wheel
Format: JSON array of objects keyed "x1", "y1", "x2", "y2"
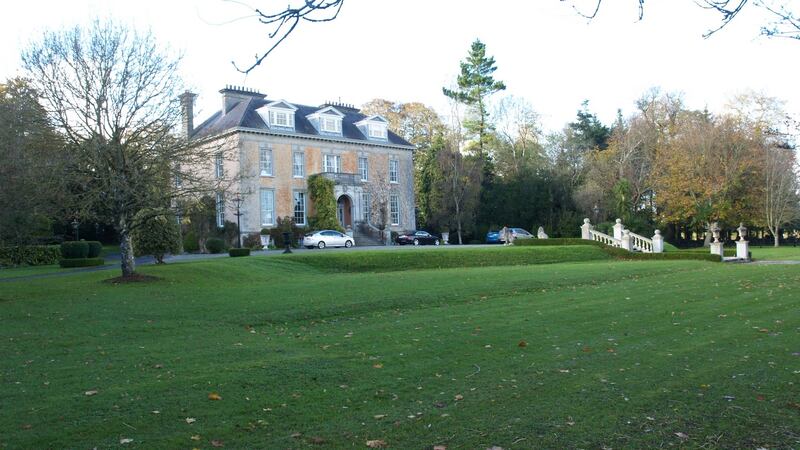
[
  {"x1": 345, "y1": 240, "x2": 353, "y2": 248},
  {"x1": 318, "y1": 241, "x2": 326, "y2": 249},
  {"x1": 435, "y1": 239, "x2": 440, "y2": 246},
  {"x1": 413, "y1": 239, "x2": 419, "y2": 246}
]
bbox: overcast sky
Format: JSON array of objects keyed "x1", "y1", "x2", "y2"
[{"x1": 1, "y1": 0, "x2": 797, "y2": 133}]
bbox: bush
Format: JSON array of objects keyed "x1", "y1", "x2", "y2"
[
  {"x1": 600, "y1": 246, "x2": 721, "y2": 262},
  {"x1": 268, "y1": 217, "x2": 303, "y2": 248},
  {"x1": 206, "y1": 237, "x2": 225, "y2": 254},
  {"x1": 242, "y1": 232, "x2": 263, "y2": 250},
  {"x1": 59, "y1": 257, "x2": 105, "y2": 268},
  {"x1": 86, "y1": 241, "x2": 102, "y2": 258},
  {"x1": 183, "y1": 231, "x2": 199, "y2": 253},
  {"x1": 132, "y1": 209, "x2": 182, "y2": 263},
  {"x1": 0, "y1": 245, "x2": 61, "y2": 266},
  {"x1": 229, "y1": 248, "x2": 251, "y2": 257},
  {"x1": 515, "y1": 238, "x2": 605, "y2": 247},
  {"x1": 61, "y1": 241, "x2": 89, "y2": 259},
  {"x1": 307, "y1": 174, "x2": 342, "y2": 231}
]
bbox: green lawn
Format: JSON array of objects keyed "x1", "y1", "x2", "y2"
[
  {"x1": 0, "y1": 248, "x2": 798, "y2": 448},
  {"x1": 0, "y1": 264, "x2": 64, "y2": 279},
  {"x1": 750, "y1": 245, "x2": 800, "y2": 261}
]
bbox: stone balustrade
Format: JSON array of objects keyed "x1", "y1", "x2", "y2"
[{"x1": 581, "y1": 218, "x2": 663, "y2": 254}]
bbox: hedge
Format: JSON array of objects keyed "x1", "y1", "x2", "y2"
[
  {"x1": 515, "y1": 238, "x2": 721, "y2": 262},
  {"x1": 515, "y1": 238, "x2": 606, "y2": 247},
  {"x1": 61, "y1": 241, "x2": 89, "y2": 259},
  {"x1": 59, "y1": 257, "x2": 105, "y2": 268},
  {"x1": 229, "y1": 248, "x2": 251, "y2": 257},
  {"x1": 0, "y1": 245, "x2": 61, "y2": 266},
  {"x1": 86, "y1": 241, "x2": 102, "y2": 258}
]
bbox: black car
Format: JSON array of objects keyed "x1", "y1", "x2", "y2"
[{"x1": 395, "y1": 230, "x2": 441, "y2": 246}]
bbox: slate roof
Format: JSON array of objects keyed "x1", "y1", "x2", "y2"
[{"x1": 191, "y1": 95, "x2": 414, "y2": 149}]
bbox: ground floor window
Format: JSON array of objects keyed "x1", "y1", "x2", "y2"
[
  {"x1": 361, "y1": 192, "x2": 371, "y2": 222},
  {"x1": 215, "y1": 192, "x2": 224, "y2": 227},
  {"x1": 294, "y1": 191, "x2": 306, "y2": 225},
  {"x1": 389, "y1": 194, "x2": 399, "y2": 226},
  {"x1": 260, "y1": 189, "x2": 274, "y2": 226}
]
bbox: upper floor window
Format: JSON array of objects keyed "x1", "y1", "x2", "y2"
[
  {"x1": 293, "y1": 151, "x2": 305, "y2": 178},
  {"x1": 214, "y1": 154, "x2": 224, "y2": 179},
  {"x1": 324, "y1": 154, "x2": 341, "y2": 173},
  {"x1": 260, "y1": 145, "x2": 273, "y2": 176},
  {"x1": 369, "y1": 124, "x2": 387, "y2": 139},
  {"x1": 257, "y1": 100, "x2": 297, "y2": 131},
  {"x1": 321, "y1": 116, "x2": 342, "y2": 133},
  {"x1": 389, "y1": 159, "x2": 399, "y2": 183},
  {"x1": 358, "y1": 157, "x2": 369, "y2": 181}
]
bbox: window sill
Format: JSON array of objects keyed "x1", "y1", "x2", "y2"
[
  {"x1": 293, "y1": 175, "x2": 304, "y2": 179},
  {"x1": 260, "y1": 173, "x2": 274, "y2": 178}
]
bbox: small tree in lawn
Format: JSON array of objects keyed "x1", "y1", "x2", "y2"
[{"x1": 132, "y1": 209, "x2": 181, "y2": 264}]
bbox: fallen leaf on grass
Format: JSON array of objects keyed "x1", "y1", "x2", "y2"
[
  {"x1": 366, "y1": 439, "x2": 387, "y2": 448},
  {"x1": 120, "y1": 438, "x2": 133, "y2": 444},
  {"x1": 309, "y1": 436, "x2": 326, "y2": 444},
  {"x1": 372, "y1": 363, "x2": 383, "y2": 369},
  {"x1": 606, "y1": 348, "x2": 616, "y2": 353},
  {"x1": 374, "y1": 414, "x2": 386, "y2": 419},
  {"x1": 211, "y1": 439, "x2": 224, "y2": 447},
  {"x1": 208, "y1": 392, "x2": 222, "y2": 400},
  {"x1": 787, "y1": 402, "x2": 800, "y2": 410},
  {"x1": 675, "y1": 432, "x2": 689, "y2": 440},
  {"x1": 454, "y1": 394, "x2": 464, "y2": 401},
  {"x1": 582, "y1": 346, "x2": 592, "y2": 353},
  {"x1": 433, "y1": 446, "x2": 447, "y2": 450},
  {"x1": 518, "y1": 340, "x2": 527, "y2": 348},
  {"x1": 190, "y1": 435, "x2": 201, "y2": 441},
  {"x1": 84, "y1": 390, "x2": 98, "y2": 396},
  {"x1": 487, "y1": 446, "x2": 504, "y2": 450},
  {"x1": 185, "y1": 417, "x2": 196, "y2": 424}
]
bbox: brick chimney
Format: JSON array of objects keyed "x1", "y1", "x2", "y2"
[
  {"x1": 219, "y1": 85, "x2": 265, "y2": 116},
  {"x1": 178, "y1": 90, "x2": 197, "y2": 139}
]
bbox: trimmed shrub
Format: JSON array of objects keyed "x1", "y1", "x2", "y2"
[
  {"x1": 600, "y1": 246, "x2": 721, "y2": 262},
  {"x1": 242, "y1": 232, "x2": 263, "y2": 250},
  {"x1": 132, "y1": 209, "x2": 182, "y2": 263},
  {"x1": 206, "y1": 237, "x2": 225, "y2": 254},
  {"x1": 61, "y1": 241, "x2": 89, "y2": 259},
  {"x1": 515, "y1": 238, "x2": 605, "y2": 247},
  {"x1": 0, "y1": 245, "x2": 61, "y2": 266},
  {"x1": 662, "y1": 242, "x2": 680, "y2": 252},
  {"x1": 268, "y1": 216, "x2": 303, "y2": 248},
  {"x1": 86, "y1": 241, "x2": 102, "y2": 258},
  {"x1": 59, "y1": 257, "x2": 105, "y2": 268},
  {"x1": 229, "y1": 248, "x2": 251, "y2": 257}
]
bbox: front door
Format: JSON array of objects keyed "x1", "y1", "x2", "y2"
[{"x1": 337, "y1": 195, "x2": 352, "y2": 229}]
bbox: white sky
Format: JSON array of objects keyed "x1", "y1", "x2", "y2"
[{"x1": 1, "y1": 0, "x2": 798, "y2": 133}]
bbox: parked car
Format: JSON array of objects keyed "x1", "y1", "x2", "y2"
[
  {"x1": 395, "y1": 230, "x2": 441, "y2": 246},
  {"x1": 303, "y1": 230, "x2": 355, "y2": 249},
  {"x1": 486, "y1": 227, "x2": 534, "y2": 244}
]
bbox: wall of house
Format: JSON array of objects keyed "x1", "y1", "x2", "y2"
[{"x1": 204, "y1": 132, "x2": 415, "y2": 235}]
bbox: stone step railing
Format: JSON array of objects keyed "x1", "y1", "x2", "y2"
[
  {"x1": 581, "y1": 218, "x2": 663, "y2": 253},
  {"x1": 589, "y1": 228, "x2": 620, "y2": 247}
]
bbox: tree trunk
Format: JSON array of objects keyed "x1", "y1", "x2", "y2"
[
  {"x1": 120, "y1": 230, "x2": 136, "y2": 277},
  {"x1": 703, "y1": 221, "x2": 712, "y2": 247},
  {"x1": 773, "y1": 228, "x2": 780, "y2": 247}
]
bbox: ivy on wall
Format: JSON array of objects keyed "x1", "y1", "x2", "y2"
[{"x1": 307, "y1": 174, "x2": 343, "y2": 231}]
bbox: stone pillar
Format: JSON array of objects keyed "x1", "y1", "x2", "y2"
[
  {"x1": 710, "y1": 242, "x2": 724, "y2": 257},
  {"x1": 736, "y1": 240, "x2": 749, "y2": 260},
  {"x1": 581, "y1": 218, "x2": 593, "y2": 240},
  {"x1": 621, "y1": 230, "x2": 632, "y2": 251},
  {"x1": 652, "y1": 230, "x2": 664, "y2": 253},
  {"x1": 613, "y1": 218, "x2": 624, "y2": 241},
  {"x1": 441, "y1": 231, "x2": 449, "y2": 245}
]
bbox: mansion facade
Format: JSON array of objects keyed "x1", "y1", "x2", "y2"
[{"x1": 181, "y1": 86, "x2": 416, "y2": 238}]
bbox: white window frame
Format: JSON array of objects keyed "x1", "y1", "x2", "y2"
[
  {"x1": 293, "y1": 191, "x2": 306, "y2": 226},
  {"x1": 259, "y1": 145, "x2": 273, "y2": 177},
  {"x1": 214, "y1": 153, "x2": 224, "y2": 179},
  {"x1": 359, "y1": 156, "x2": 369, "y2": 181},
  {"x1": 216, "y1": 192, "x2": 225, "y2": 227},
  {"x1": 323, "y1": 154, "x2": 341, "y2": 173},
  {"x1": 389, "y1": 194, "x2": 400, "y2": 226},
  {"x1": 369, "y1": 124, "x2": 387, "y2": 139},
  {"x1": 260, "y1": 189, "x2": 275, "y2": 227},
  {"x1": 361, "y1": 192, "x2": 371, "y2": 222},
  {"x1": 292, "y1": 151, "x2": 305, "y2": 178},
  {"x1": 269, "y1": 109, "x2": 295, "y2": 128},
  {"x1": 389, "y1": 159, "x2": 399, "y2": 184},
  {"x1": 321, "y1": 116, "x2": 342, "y2": 133}
]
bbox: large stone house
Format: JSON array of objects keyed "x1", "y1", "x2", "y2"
[{"x1": 181, "y1": 86, "x2": 416, "y2": 242}]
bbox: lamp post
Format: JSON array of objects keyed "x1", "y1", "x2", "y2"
[
  {"x1": 282, "y1": 231, "x2": 292, "y2": 254},
  {"x1": 71, "y1": 219, "x2": 80, "y2": 241},
  {"x1": 592, "y1": 204, "x2": 600, "y2": 223},
  {"x1": 232, "y1": 193, "x2": 244, "y2": 249}
]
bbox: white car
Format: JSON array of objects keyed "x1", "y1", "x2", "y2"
[{"x1": 302, "y1": 230, "x2": 355, "y2": 249}]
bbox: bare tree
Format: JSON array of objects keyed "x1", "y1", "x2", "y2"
[
  {"x1": 22, "y1": 20, "x2": 232, "y2": 277},
  {"x1": 763, "y1": 142, "x2": 799, "y2": 246},
  {"x1": 493, "y1": 95, "x2": 545, "y2": 177},
  {"x1": 565, "y1": 0, "x2": 799, "y2": 40}
]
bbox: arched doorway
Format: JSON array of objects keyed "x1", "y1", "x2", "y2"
[{"x1": 337, "y1": 195, "x2": 353, "y2": 229}]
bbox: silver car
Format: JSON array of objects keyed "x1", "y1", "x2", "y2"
[{"x1": 302, "y1": 230, "x2": 355, "y2": 249}]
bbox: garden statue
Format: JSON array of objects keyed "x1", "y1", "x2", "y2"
[
  {"x1": 737, "y1": 222, "x2": 747, "y2": 241},
  {"x1": 537, "y1": 226, "x2": 548, "y2": 239}
]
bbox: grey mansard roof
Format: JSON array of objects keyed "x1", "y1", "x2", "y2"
[{"x1": 191, "y1": 96, "x2": 414, "y2": 149}]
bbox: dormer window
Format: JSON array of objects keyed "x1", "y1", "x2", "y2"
[
  {"x1": 355, "y1": 115, "x2": 389, "y2": 141},
  {"x1": 256, "y1": 100, "x2": 297, "y2": 131},
  {"x1": 307, "y1": 106, "x2": 344, "y2": 136}
]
